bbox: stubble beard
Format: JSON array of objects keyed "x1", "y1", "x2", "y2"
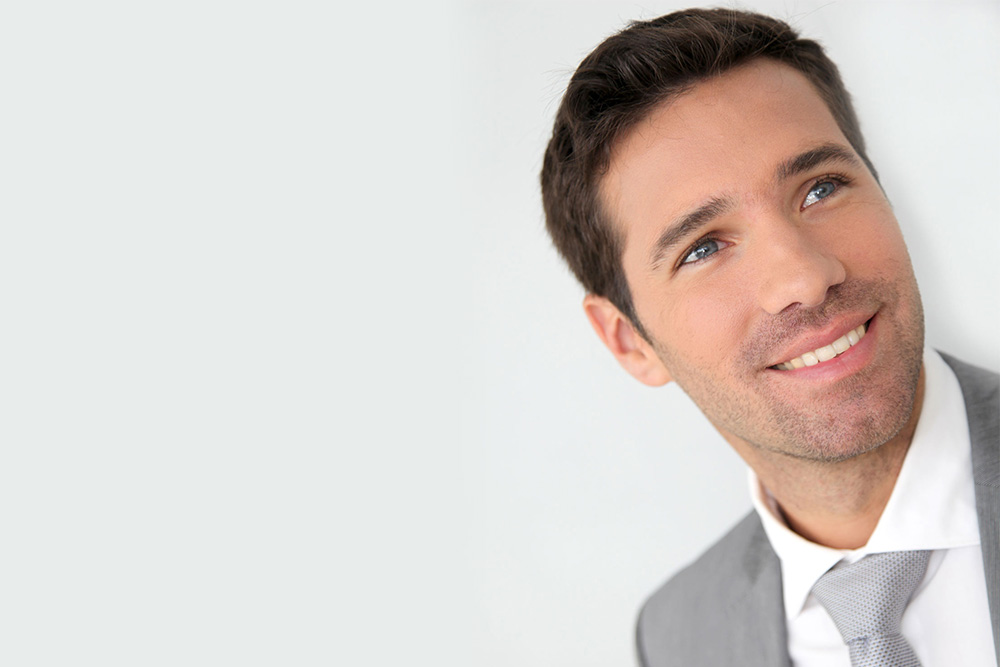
[{"x1": 654, "y1": 277, "x2": 925, "y2": 463}]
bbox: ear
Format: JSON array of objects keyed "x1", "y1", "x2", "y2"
[{"x1": 582, "y1": 294, "x2": 672, "y2": 387}]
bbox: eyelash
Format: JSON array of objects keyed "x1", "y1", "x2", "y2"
[
  {"x1": 802, "y1": 173, "x2": 852, "y2": 209},
  {"x1": 676, "y1": 172, "x2": 855, "y2": 270},
  {"x1": 677, "y1": 236, "x2": 727, "y2": 269}
]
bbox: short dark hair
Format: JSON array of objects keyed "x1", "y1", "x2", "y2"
[{"x1": 540, "y1": 8, "x2": 875, "y2": 339}]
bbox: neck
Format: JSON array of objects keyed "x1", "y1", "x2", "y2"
[{"x1": 731, "y1": 367, "x2": 925, "y2": 550}]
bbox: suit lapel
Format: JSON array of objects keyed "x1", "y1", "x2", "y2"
[
  {"x1": 723, "y1": 518, "x2": 792, "y2": 667},
  {"x1": 941, "y1": 353, "x2": 1000, "y2": 664}
]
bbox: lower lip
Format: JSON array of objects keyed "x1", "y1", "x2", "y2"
[{"x1": 769, "y1": 314, "x2": 879, "y2": 383}]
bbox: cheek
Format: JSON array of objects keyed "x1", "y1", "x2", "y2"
[
  {"x1": 651, "y1": 282, "x2": 754, "y2": 366},
  {"x1": 827, "y1": 206, "x2": 911, "y2": 279}
]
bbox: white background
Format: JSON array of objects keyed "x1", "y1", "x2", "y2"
[{"x1": 3, "y1": 1, "x2": 997, "y2": 665}]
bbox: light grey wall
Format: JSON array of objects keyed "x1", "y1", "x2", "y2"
[{"x1": 5, "y1": 1, "x2": 996, "y2": 666}]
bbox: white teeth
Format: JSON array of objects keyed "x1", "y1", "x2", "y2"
[
  {"x1": 815, "y1": 344, "x2": 837, "y2": 362},
  {"x1": 774, "y1": 323, "x2": 867, "y2": 370}
]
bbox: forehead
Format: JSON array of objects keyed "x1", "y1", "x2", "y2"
[{"x1": 601, "y1": 59, "x2": 850, "y2": 260}]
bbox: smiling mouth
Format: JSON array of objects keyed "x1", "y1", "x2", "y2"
[{"x1": 771, "y1": 320, "x2": 870, "y2": 370}]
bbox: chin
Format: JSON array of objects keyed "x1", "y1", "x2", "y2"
[{"x1": 763, "y1": 358, "x2": 923, "y2": 463}]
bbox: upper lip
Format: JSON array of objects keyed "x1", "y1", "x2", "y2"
[{"x1": 767, "y1": 312, "x2": 874, "y2": 368}]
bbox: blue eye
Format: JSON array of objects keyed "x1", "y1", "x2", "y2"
[
  {"x1": 682, "y1": 239, "x2": 721, "y2": 264},
  {"x1": 803, "y1": 180, "x2": 838, "y2": 207}
]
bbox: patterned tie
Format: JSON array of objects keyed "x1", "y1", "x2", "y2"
[{"x1": 811, "y1": 550, "x2": 931, "y2": 667}]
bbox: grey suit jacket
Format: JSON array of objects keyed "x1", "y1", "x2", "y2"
[{"x1": 636, "y1": 354, "x2": 999, "y2": 666}]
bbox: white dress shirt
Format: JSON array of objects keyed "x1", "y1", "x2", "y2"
[{"x1": 749, "y1": 349, "x2": 996, "y2": 666}]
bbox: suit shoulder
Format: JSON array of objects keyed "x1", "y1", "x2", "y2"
[
  {"x1": 940, "y1": 351, "x2": 999, "y2": 399},
  {"x1": 639, "y1": 511, "x2": 765, "y2": 619},
  {"x1": 636, "y1": 511, "x2": 772, "y2": 664}
]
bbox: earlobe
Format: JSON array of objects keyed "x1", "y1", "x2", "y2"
[{"x1": 582, "y1": 294, "x2": 672, "y2": 387}]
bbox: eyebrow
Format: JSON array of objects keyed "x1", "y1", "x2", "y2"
[
  {"x1": 648, "y1": 195, "x2": 734, "y2": 270},
  {"x1": 647, "y1": 143, "x2": 863, "y2": 271},
  {"x1": 774, "y1": 143, "x2": 862, "y2": 182}
]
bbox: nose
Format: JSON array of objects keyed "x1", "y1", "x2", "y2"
[{"x1": 755, "y1": 221, "x2": 847, "y2": 315}]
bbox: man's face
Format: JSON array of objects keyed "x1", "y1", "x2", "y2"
[{"x1": 600, "y1": 59, "x2": 924, "y2": 462}]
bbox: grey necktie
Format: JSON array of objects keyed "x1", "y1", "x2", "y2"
[{"x1": 811, "y1": 550, "x2": 931, "y2": 667}]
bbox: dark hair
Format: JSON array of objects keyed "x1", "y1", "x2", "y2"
[{"x1": 540, "y1": 8, "x2": 875, "y2": 339}]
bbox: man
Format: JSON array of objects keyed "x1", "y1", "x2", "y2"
[{"x1": 541, "y1": 8, "x2": 997, "y2": 667}]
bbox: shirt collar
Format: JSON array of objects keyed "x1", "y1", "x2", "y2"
[{"x1": 748, "y1": 348, "x2": 980, "y2": 620}]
